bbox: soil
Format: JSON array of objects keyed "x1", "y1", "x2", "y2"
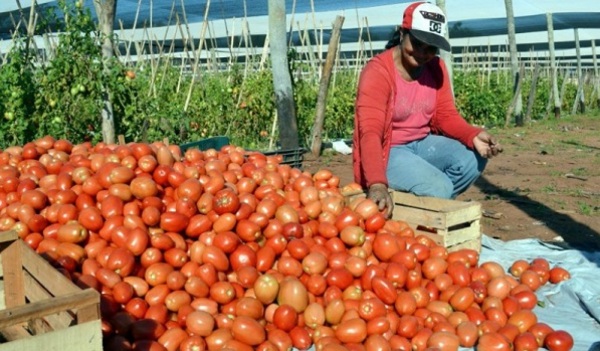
[{"x1": 303, "y1": 114, "x2": 600, "y2": 252}]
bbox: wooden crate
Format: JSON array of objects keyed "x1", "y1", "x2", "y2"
[
  {"x1": 0, "y1": 231, "x2": 102, "y2": 351},
  {"x1": 390, "y1": 192, "x2": 482, "y2": 252},
  {"x1": 344, "y1": 190, "x2": 482, "y2": 252}
]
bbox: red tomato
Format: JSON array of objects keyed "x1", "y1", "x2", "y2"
[
  {"x1": 371, "y1": 276, "x2": 397, "y2": 305},
  {"x1": 548, "y1": 267, "x2": 571, "y2": 284},
  {"x1": 160, "y1": 212, "x2": 189, "y2": 233},
  {"x1": 213, "y1": 189, "x2": 241, "y2": 215},
  {"x1": 335, "y1": 318, "x2": 367, "y2": 344},
  {"x1": 273, "y1": 304, "x2": 298, "y2": 332},
  {"x1": 477, "y1": 332, "x2": 511, "y2": 351},
  {"x1": 231, "y1": 316, "x2": 266, "y2": 346},
  {"x1": 514, "y1": 332, "x2": 540, "y2": 351},
  {"x1": 544, "y1": 330, "x2": 574, "y2": 351},
  {"x1": 357, "y1": 297, "x2": 386, "y2": 322}
]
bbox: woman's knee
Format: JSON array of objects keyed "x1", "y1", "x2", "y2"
[
  {"x1": 453, "y1": 152, "x2": 486, "y2": 180},
  {"x1": 411, "y1": 178, "x2": 453, "y2": 199}
]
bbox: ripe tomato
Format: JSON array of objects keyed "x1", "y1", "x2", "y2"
[
  {"x1": 213, "y1": 189, "x2": 240, "y2": 215},
  {"x1": 548, "y1": 266, "x2": 571, "y2": 284},
  {"x1": 544, "y1": 330, "x2": 574, "y2": 351}
]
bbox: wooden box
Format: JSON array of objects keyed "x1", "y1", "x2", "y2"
[
  {"x1": 0, "y1": 231, "x2": 102, "y2": 351},
  {"x1": 345, "y1": 190, "x2": 482, "y2": 252},
  {"x1": 390, "y1": 192, "x2": 482, "y2": 252}
]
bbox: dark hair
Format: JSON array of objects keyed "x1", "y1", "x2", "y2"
[{"x1": 385, "y1": 27, "x2": 407, "y2": 49}]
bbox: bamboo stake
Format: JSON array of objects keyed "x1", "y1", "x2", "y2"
[
  {"x1": 571, "y1": 28, "x2": 584, "y2": 115},
  {"x1": 123, "y1": 0, "x2": 143, "y2": 64},
  {"x1": 308, "y1": 0, "x2": 318, "y2": 62},
  {"x1": 184, "y1": 0, "x2": 211, "y2": 112},
  {"x1": 505, "y1": 64, "x2": 524, "y2": 127},
  {"x1": 354, "y1": 18, "x2": 364, "y2": 70},
  {"x1": 546, "y1": 13, "x2": 560, "y2": 118},
  {"x1": 559, "y1": 68, "x2": 570, "y2": 110},
  {"x1": 228, "y1": 19, "x2": 236, "y2": 71},
  {"x1": 287, "y1": 0, "x2": 298, "y2": 47},
  {"x1": 310, "y1": 15, "x2": 345, "y2": 157},
  {"x1": 524, "y1": 62, "x2": 540, "y2": 124},
  {"x1": 259, "y1": 33, "x2": 270, "y2": 70},
  {"x1": 592, "y1": 40, "x2": 599, "y2": 108},
  {"x1": 364, "y1": 17, "x2": 374, "y2": 58}
]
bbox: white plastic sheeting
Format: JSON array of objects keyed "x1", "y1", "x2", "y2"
[{"x1": 479, "y1": 235, "x2": 600, "y2": 351}]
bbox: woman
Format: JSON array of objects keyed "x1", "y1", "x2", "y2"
[{"x1": 352, "y1": 1, "x2": 502, "y2": 218}]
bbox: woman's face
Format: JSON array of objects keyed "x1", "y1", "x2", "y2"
[{"x1": 400, "y1": 31, "x2": 438, "y2": 68}]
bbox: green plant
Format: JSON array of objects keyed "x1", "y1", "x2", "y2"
[
  {"x1": 576, "y1": 201, "x2": 595, "y2": 216},
  {"x1": 32, "y1": 0, "x2": 108, "y2": 143},
  {"x1": 453, "y1": 70, "x2": 513, "y2": 127},
  {"x1": 0, "y1": 38, "x2": 37, "y2": 146},
  {"x1": 541, "y1": 185, "x2": 556, "y2": 193}
]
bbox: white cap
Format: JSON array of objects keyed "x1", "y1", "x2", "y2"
[{"x1": 402, "y1": 2, "x2": 450, "y2": 51}]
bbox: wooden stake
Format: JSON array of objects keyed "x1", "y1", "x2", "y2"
[
  {"x1": 571, "y1": 28, "x2": 585, "y2": 115},
  {"x1": 310, "y1": 15, "x2": 345, "y2": 157},
  {"x1": 524, "y1": 62, "x2": 540, "y2": 124}
]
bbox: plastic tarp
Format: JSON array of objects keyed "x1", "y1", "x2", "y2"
[{"x1": 479, "y1": 235, "x2": 600, "y2": 351}]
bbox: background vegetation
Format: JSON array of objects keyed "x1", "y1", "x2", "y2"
[{"x1": 0, "y1": 3, "x2": 593, "y2": 150}]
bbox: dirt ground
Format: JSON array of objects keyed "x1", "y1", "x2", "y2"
[{"x1": 304, "y1": 114, "x2": 600, "y2": 252}]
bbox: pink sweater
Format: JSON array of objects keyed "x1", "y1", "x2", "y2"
[{"x1": 352, "y1": 49, "x2": 482, "y2": 189}]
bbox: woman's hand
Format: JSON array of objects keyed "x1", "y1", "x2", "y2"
[
  {"x1": 367, "y1": 183, "x2": 394, "y2": 219},
  {"x1": 473, "y1": 131, "x2": 503, "y2": 159}
]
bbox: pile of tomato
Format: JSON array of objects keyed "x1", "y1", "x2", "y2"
[{"x1": 0, "y1": 136, "x2": 575, "y2": 351}]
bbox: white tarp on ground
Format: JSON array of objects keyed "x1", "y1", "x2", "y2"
[{"x1": 480, "y1": 235, "x2": 600, "y2": 351}]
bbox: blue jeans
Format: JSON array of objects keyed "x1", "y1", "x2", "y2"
[{"x1": 386, "y1": 134, "x2": 487, "y2": 199}]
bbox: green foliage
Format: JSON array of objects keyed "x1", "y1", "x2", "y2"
[
  {"x1": 0, "y1": 39, "x2": 37, "y2": 145},
  {"x1": 33, "y1": 0, "x2": 107, "y2": 143},
  {"x1": 453, "y1": 70, "x2": 513, "y2": 127}
]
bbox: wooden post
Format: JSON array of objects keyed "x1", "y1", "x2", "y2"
[
  {"x1": 310, "y1": 15, "x2": 345, "y2": 157},
  {"x1": 592, "y1": 39, "x2": 599, "y2": 108},
  {"x1": 505, "y1": 64, "x2": 524, "y2": 127},
  {"x1": 571, "y1": 28, "x2": 585, "y2": 115},
  {"x1": 269, "y1": 0, "x2": 299, "y2": 150},
  {"x1": 559, "y1": 68, "x2": 570, "y2": 109},
  {"x1": 184, "y1": 0, "x2": 210, "y2": 112},
  {"x1": 524, "y1": 63, "x2": 540, "y2": 124},
  {"x1": 504, "y1": 0, "x2": 523, "y2": 126},
  {"x1": 546, "y1": 13, "x2": 561, "y2": 119},
  {"x1": 436, "y1": 0, "x2": 454, "y2": 94}
]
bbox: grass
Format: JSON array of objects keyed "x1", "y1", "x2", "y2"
[
  {"x1": 541, "y1": 185, "x2": 556, "y2": 193},
  {"x1": 577, "y1": 201, "x2": 597, "y2": 216}
]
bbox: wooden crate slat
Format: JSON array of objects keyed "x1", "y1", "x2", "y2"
[
  {"x1": 0, "y1": 320, "x2": 102, "y2": 351},
  {"x1": 393, "y1": 206, "x2": 447, "y2": 229},
  {"x1": 1, "y1": 239, "x2": 25, "y2": 309},
  {"x1": 0, "y1": 325, "x2": 31, "y2": 342},
  {"x1": 447, "y1": 237, "x2": 482, "y2": 252},
  {"x1": 441, "y1": 204, "x2": 481, "y2": 228},
  {"x1": 76, "y1": 304, "x2": 101, "y2": 324},
  {"x1": 443, "y1": 221, "x2": 481, "y2": 246},
  {"x1": 389, "y1": 192, "x2": 482, "y2": 253},
  {"x1": 0, "y1": 232, "x2": 17, "y2": 245},
  {"x1": 0, "y1": 289, "x2": 98, "y2": 330},
  {"x1": 23, "y1": 271, "x2": 74, "y2": 330},
  {"x1": 0, "y1": 231, "x2": 102, "y2": 349},
  {"x1": 392, "y1": 191, "x2": 474, "y2": 211},
  {"x1": 392, "y1": 192, "x2": 481, "y2": 227},
  {"x1": 19, "y1": 241, "x2": 80, "y2": 296}
]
